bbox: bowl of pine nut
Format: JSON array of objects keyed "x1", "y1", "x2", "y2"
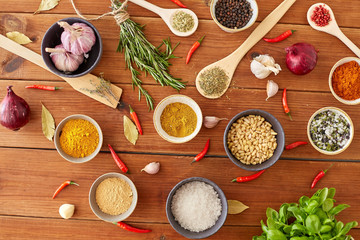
[{"x1": 223, "y1": 109, "x2": 285, "y2": 171}]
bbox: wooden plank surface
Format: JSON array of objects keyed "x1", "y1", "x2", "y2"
[{"x1": 1, "y1": 0, "x2": 360, "y2": 239}]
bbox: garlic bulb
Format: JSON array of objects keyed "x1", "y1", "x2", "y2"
[
  {"x1": 204, "y1": 116, "x2": 227, "y2": 128},
  {"x1": 250, "y1": 54, "x2": 281, "y2": 79},
  {"x1": 58, "y1": 21, "x2": 96, "y2": 55},
  {"x1": 141, "y1": 162, "x2": 160, "y2": 174},
  {"x1": 46, "y1": 44, "x2": 84, "y2": 73},
  {"x1": 59, "y1": 204, "x2": 75, "y2": 219},
  {"x1": 266, "y1": 80, "x2": 279, "y2": 101}
]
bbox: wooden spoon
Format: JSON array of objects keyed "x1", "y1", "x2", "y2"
[
  {"x1": 128, "y1": 0, "x2": 198, "y2": 37},
  {"x1": 195, "y1": 0, "x2": 296, "y2": 99},
  {"x1": 307, "y1": 3, "x2": 360, "y2": 58}
]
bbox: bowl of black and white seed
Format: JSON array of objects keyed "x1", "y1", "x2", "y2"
[
  {"x1": 223, "y1": 109, "x2": 285, "y2": 171},
  {"x1": 210, "y1": 0, "x2": 258, "y2": 33}
]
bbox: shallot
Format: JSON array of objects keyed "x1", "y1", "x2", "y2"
[
  {"x1": 58, "y1": 21, "x2": 96, "y2": 55},
  {"x1": 266, "y1": 80, "x2": 279, "y2": 101},
  {"x1": 46, "y1": 44, "x2": 84, "y2": 73},
  {"x1": 285, "y1": 43, "x2": 318, "y2": 75},
  {"x1": 141, "y1": 162, "x2": 160, "y2": 174},
  {"x1": 0, "y1": 86, "x2": 30, "y2": 131},
  {"x1": 203, "y1": 116, "x2": 227, "y2": 128}
]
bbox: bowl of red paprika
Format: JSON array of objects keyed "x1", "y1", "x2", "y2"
[{"x1": 329, "y1": 57, "x2": 360, "y2": 105}]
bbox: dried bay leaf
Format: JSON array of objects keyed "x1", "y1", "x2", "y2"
[
  {"x1": 34, "y1": 0, "x2": 60, "y2": 14},
  {"x1": 124, "y1": 115, "x2": 138, "y2": 145},
  {"x1": 227, "y1": 200, "x2": 249, "y2": 214},
  {"x1": 6, "y1": 31, "x2": 32, "y2": 45},
  {"x1": 42, "y1": 103, "x2": 55, "y2": 141}
]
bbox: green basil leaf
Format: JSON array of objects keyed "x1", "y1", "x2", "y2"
[
  {"x1": 283, "y1": 225, "x2": 292, "y2": 234},
  {"x1": 279, "y1": 203, "x2": 289, "y2": 223},
  {"x1": 318, "y1": 188, "x2": 328, "y2": 205},
  {"x1": 320, "y1": 233, "x2": 332, "y2": 240},
  {"x1": 305, "y1": 215, "x2": 321, "y2": 234},
  {"x1": 267, "y1": 229, "x2": 287, "y2": 240},
  {"x1": 288, "y1": 206, "x2": 306, "y2": 222},
  {"x1": 315, "y1": 208, "x2": 327, "y2": 222},
  {"x1": 305, "y1": 200, "x2": 319, "y2": 214},
  {"x1": 335, "y1": 221, "x2": 344, "y2": 234},
  {"x1": 339, "y1": 221, "x2": 358, "y2": 236},
  {"x1": 329, "y1": 204, "x2": 350, "y2": 216},
  {"x1": 299, "y1": 196, "x2": 310, "y2": 208},
  {"x1": 252, "y1": 236, "x2": 266, "y2": 240},
  {"x1": 267, "y1": 218, "x2": 277, "y2": 230},
  {"x1": 261, "y1": 220, "x2": 268, "y2": 233},
  {"x1": 291, "y1": 223, "x2": 308, "y2": 235},
  {"x1": 322, "y1": 198, "x2": 334, "y2": 212},
  {"x1": 327, "y1": 188, "x2": 336, "y2": 199},
  {"x1": 322, "y1": 218, "x2": 334, "y2": 225},
  {"x1": 266, "y1": 208, "x2": 279, "y2": 221},
  {"x1": 320, "y1": 225, "x2": 332, "y2": 233}
]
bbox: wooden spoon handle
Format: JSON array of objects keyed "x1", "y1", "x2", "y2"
[
  {"x1": 0, "y1": 34, "x2": 122, "y2": 109},
  {"x1": 226, "y1": 0, "x2": 297, "y2": 66},
  {"x1": 334, "y1": 29, "x2": 360, "y2": 58}
]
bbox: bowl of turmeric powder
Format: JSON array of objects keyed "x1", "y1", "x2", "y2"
[
  {"x1": 153, "y1": 95, "x2": 203, "y2": 143},
  {"x1": 329, "y1": 57, "x2": 360, "y2": 105},
  {"x1": 54, "y1": 114, "x2": 103, "y2": 163}
]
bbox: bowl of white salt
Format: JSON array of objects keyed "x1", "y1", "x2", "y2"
[{"x1": 166, "y1": 177, "x2": 227, "y2": 239}]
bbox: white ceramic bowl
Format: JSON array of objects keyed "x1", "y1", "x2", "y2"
[
  {"x1": 329, "y1": 57, "x2": 360, "y2": 105},
  {"x1": 153, "y1": 95, "x2": 203, "y2": 143},
  {"x1": 210, "y1": 0, "x2": 258, "y2": 33},
  {"x1": 307, "y1": 107, "x2": 354, "y2": 155},
  {"x1": 89, "y1": 172, "x2": 138, "y2": 222},
  {"x1": 54, "y1": 114, "x2": 103, "y2": 163}
]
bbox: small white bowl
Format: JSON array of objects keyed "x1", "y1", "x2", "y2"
[
  {"x1": 329, "y1": 57, "x2": 360, "y2": 105},
  {"x1": 210, "y1": 0, "x2": 258, "y2": 33},
  {"x1": 89, "y1": 172, "x2": 138, "y2": 222},
  {"x1": 153, "y1": 95, "x2": 203, "y2": 143},
  {"x1": 307, "y1": 107, "x2": 354, "y2": 155},
  {"x1": 54, "y1": 114, "x2": 103, "y2": 163}
]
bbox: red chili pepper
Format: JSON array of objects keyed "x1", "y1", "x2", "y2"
[
  {"x1": 191, "y1": 139, "x2": 210, "y2": 164},
  {"x1": 282, "y1": 88, "x2": 292, "y2": 121},
  {"x1": 170, "y1": 0, "x2": 187, "y2": 8},
  {"x1": 231, "y1": 170, "x2": 265, "y2": 183},
  {"x1": 25, "y1": 85, "x2": 62, "y2": 91},
  {"x1": 186, "y1": 35, "x2": 205, "y2": 64},
  {"x1": 263, "y1": 30, "x2": 295, "y2": 43},
  {"x1": 108, "y1": 144, "x2": 129, "y2": 174},
  {"x1": 311, "y1": 164, "x2": 334, "y2": 189},
  {"x1": 114, "y1": 222, "x2": 152, "y2": 233},
  {"x1": 129, "y1": 105, "x2": 143, "y2": 135},
  {"x1": 52, "y1": 180, "x2": 79, "y2": 199},
  {"x1": 285, "y1": 141, "x2": 308, "y2": 150}
]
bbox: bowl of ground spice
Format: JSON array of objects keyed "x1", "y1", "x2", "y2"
[
  {"x1": 329, "y1": 57, "x2": 360, "y2": 105},
  {"x1": 54, "y1": 114, "x2": 103, "y2": 163},
  {"x1": 153, "y1": 95, "x2": 203, "y2": 143},
  {"x1": 307, "y1": 107, "x2": 354, "y2": 155},
  {"x1": 166, "y1": 177, "x2": 227, "y2": 239},
  {"x1": 210, "y1": 0, "x2": 258, "y2": 33},
  {"x1": 224, "y1": 109, "x2": 285, "y2": 171},
  {"x1": 89, "y1": 172, "x2": 138, "y2": 222}
]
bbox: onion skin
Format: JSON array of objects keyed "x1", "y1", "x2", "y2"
[
  {"x1": 285, "y1": 43, "x2": 318, "y2": 75},
  {"x1": 0, "y1": 86, "x2": 30, "y2": 131}
]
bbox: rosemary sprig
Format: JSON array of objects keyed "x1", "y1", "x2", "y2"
[{"x1": 113, "y1": 1, "x2": 185, "y2": 110}]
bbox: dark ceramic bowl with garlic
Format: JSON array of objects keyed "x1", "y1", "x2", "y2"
[{"x1": 41, "y1": 17, "x2": 102, "y2": 78}]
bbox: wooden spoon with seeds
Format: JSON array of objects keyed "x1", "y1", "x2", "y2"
[{"x1": 196, "y1": 0, "x2": 296, "y2": 99}]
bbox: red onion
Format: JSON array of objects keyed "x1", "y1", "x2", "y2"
[
  {"x1": 285, "y1": 43, "x2": 318, "y2": 75},
  {"x1": 0, "y1": 86, "x2": 30, "y2": 131}
]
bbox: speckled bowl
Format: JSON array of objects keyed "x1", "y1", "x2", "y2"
[
  {"x1": 89, "y1": 172, "x2": 138, "y2": 222},
  {"x1": 54, "y1": 114, "x2": 103, "y2": 163},
  {"x1": 307, "y1": 107, "x2": 354, "y2": 155},
  {"x1": 329, "y1": 57, "x2": 360, "y2": 105},
  {"x1": 223, "y1": 109, "x2": 285, "y2": 171},
  {"x1": 166, "y1": 177, "x2": 228, "y2": 239},
  {"x1": 153, "y1": 95, "x2": 203, "y2": 143},
  {"x1": 210, "y1": 0, "x2": 258, "y2": 33}
]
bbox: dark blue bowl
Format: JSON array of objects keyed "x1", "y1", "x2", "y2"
[
  {"x1": 223, "y1": 109, "x2": 285, "y2": 171},
  {"x1": 166, "y1": 177, "x2": 228, "y2": 239},
  {"x1": 41, "y1": 17, "x2": 102, "y2": 78}
]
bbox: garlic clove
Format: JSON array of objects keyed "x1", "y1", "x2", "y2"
[
  {"x1": 266, "y1": 80, "x2": 279, "y2": 101},
  {"x1": 141, "y1": 162, "x2": 160, "y2": 175},
  {"x1": 251, "y1": 59, "x2": 271, "y2": 79},
  {"x1": 204, "y1": 116, "x2": 228, "y2": 128},
  {"x1": 59, "y1": 204, "x2": 75, "y2": 219}
]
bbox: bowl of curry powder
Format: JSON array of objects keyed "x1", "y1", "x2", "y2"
[
  {"x1": 54, "y1": 114, "x2": 103, "y2": 163},
  {"x1": 153, "y1": 95, "x2": 203, "y2": 143}
]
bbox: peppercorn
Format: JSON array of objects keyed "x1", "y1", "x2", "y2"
[{"x1": 215, "y1": 0, "x2": 253, "y2": 29}]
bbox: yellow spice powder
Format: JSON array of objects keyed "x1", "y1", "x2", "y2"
[
  {"x1": 59, "y1": 119, "x2": 99, "y2": 158},
  {"x1": 95, "y1": 177, "x2": 133, "y2": 216},
  {"x1": 160, "y1": 102, "x2": 197, "y2": 137}
]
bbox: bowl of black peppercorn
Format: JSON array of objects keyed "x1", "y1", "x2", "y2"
[{"x1": 210, "y1": 0, "x2": 258, "y2": 33}]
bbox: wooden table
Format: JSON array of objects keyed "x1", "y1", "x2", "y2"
[{"x1": 1, "y1": 0, "x2": 360, "y2": 239}]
